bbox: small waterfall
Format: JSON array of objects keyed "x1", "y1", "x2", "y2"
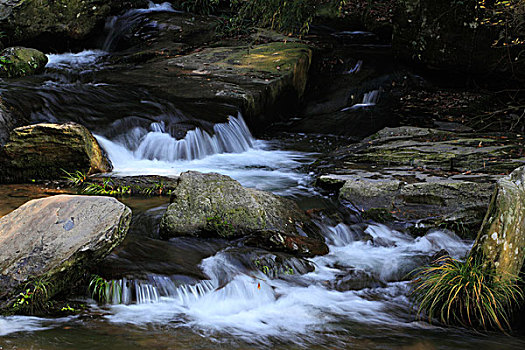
[
  {"x1": 344, "y1": 60, "x2": 363, "y2": 74},
  {"x1": 103, "y1": 1, "x2": 178, "y2": 51},
  {"x1": 101, "y1": 275, "x2": 217, "y2": 305},
  {"x1": 321, "y1": 223, "x2": 360, "y2": 247},
  {"x1": 341, "y1": 90, "x2": 380, "y2": 111},
  {"x1": 97, "y1": 113, "x2": 255, "y2": 162}
]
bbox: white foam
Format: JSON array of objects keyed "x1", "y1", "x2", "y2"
[
  {"x1": 95, "y1": 115, "x2": 313, "y2": 194},
  {"x1": 46, "y1": 50, "x2": 106, "y2": 69}
]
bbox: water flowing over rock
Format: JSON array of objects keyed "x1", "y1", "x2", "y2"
[
  {"x1": 0, "y1": 0, "x2": 146, "y2": 49},
  {"x1": 0, "y1": 99, "x2": 17, "y2": 146},
  {"x1": 0, "y1": 122, "x2": 112, "y2": 183},
  {"x1": 160, "y1": 171, "x2": 326, "y2": 255},
  {"x1": 471, "y1": 166, "x2": 525, "y2": 281},
  {"x1": 98, "y1": 42, "x2": 312, "y2": 128},
  {"x1": 0, "y1": 46, "x2": 47, "y2": 78},
  {"x1": 0, "y1": 195, "x2": 132, "y2": 313}
]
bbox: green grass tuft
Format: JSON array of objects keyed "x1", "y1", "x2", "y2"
[{"x1": 411, "y1": 255, "x2": 523, "y2": 332}]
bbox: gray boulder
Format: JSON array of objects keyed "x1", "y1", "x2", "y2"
[
  {"x1": 160, "y1": 171, "x2": 322, "y2": 242},
  {"x1": 0, "y1": 195, "x2": 131, "y2": 313}
]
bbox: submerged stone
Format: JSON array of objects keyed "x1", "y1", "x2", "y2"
[{"x1": 0, "y1": 195, "x2": 131, "y2": 314}]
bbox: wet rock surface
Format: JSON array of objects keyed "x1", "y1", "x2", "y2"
[
  {"x1": 0, "y1": 0, "x2": 146, "y2": 49},
  {"x1": 0, "y1": 99, "x2": 17, "y2": 146},
  {"x1": 97, "y1": 40, "x2": 312, "y2": 128},
  {"x1": 0, "y1": 122, "x2": 112, "y2": 183},
  {"x1": 0, "y1": 195, "x2": 131, "y2": 312},
  {"x1": 244, "y1": 230, "x2": 329, "y2": 258}
]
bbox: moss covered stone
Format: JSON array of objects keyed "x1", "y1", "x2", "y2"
[
  {"x1": 160, "y1": 171, "x2": 321, "y2": 242},
  {"x1": 98, "y1": 42, "x2": 312, "y2": 127},
  {"x1": 471, "y1": 166, "x2": 525, "y2": 281},
  {"x1": 0, "y1": 0, "x2": 111, "y2": 46},
  {"x1": 0, "y1": 46, "x2": 47, "y2": 78},
  {"x1": 0, "y1": 122, "x2": 112, "y2": 183}
]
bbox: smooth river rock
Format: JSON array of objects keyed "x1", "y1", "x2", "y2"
[
  {"x1": 0, "y1": 195, "x2": 132, "y2": 312},
  {"x1": 471, "y1": 166, "x2": 525, "y2": 281},
  {"x1": 0, "y1": 122, "x2": 112, "y2": 183}
]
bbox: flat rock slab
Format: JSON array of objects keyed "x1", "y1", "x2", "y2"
[
  {"x1": 315, "y1": 126, "x2": 525, "y2": 237},
  {"x1": 98, "y1": 42, "x2": 312, "y2": 127},
  {"x1": 0, "y1": 195, "x2": 131, "y2": 311}
]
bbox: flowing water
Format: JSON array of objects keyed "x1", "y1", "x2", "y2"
[{"x1": 1, "y1": 3, "x2": 525, "y2": 349}]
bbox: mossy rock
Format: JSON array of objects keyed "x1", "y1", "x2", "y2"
[
  {"x1": 471, "y1": 166, "x2": 525, "y2": 281},
  {"x1": 160, "y1": 171, "x2": 322, "y2": 242},
  {"x1": 0, "y1": 46, "x2": 47, "y2": 78},
  {"x1": 0, "y1": 122, "x2": 112, "y2": 183}
]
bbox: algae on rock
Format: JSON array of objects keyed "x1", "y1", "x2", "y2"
[
  {"x1": 0, "y1": 46, "x2": 47, "y2": 78},
  {"x1": 471, "y1": 166, "x2": 525, "y2": 281}
]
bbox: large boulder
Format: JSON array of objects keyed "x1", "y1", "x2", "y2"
[
  {"x1": 471, "y1": 166, "x2": 525, "y2": 281},
  {"x1": 0, "y1": 46, "x2": 47, "y2": 78},
  {"x1": 393, "y1": 0, "x2": 524, "y2": 80},
  {"x1": 0, "y1": 122, "x2": 112, "y2": 183},
  {"x1": 160, "y1": 171, "x2": 326, "y2": 255},
  {"x1": 0, "y1": 195, "x2": 132, "y2": 313},
  {"x1": 0, "y1": 0, "x2": 146, "y2": 49}
]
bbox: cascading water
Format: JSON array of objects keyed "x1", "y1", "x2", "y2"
[
  {"x1": 103, "y1": 1, "x2": 178, "y2": 51},
  {"x1": 3, "y1": 3, "x2": 522, "y2": 349},
  {"x1": 341, "y1": 89, "x2": 380, "y2": 111},
  {"x1": 97, "y1": 114, "x2": 253, "y2": 162},
  {"x1": 94, "y1": 113, "x2": 313, "y2": 194},
  {"x1": 98, "y1": 223, "x2": 472, "y2": 344}
]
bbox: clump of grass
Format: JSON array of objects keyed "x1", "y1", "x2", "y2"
[
  {"x1": 12, "y1": 277, "x2": 51, "y2": 315},
  {"x1": 89, "y1": 275, "x2": 122, "y2": 304},
  {"x1": 62, "y1": 169, "x2": 87, "y2": 187},
  {"x1": 411, "y1": 255, "x2": 523, "y2": 332}
]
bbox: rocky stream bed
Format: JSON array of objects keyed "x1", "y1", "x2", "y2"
[{"x1": 0, "y1": 1, "x2": 525, "y2": 349}]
